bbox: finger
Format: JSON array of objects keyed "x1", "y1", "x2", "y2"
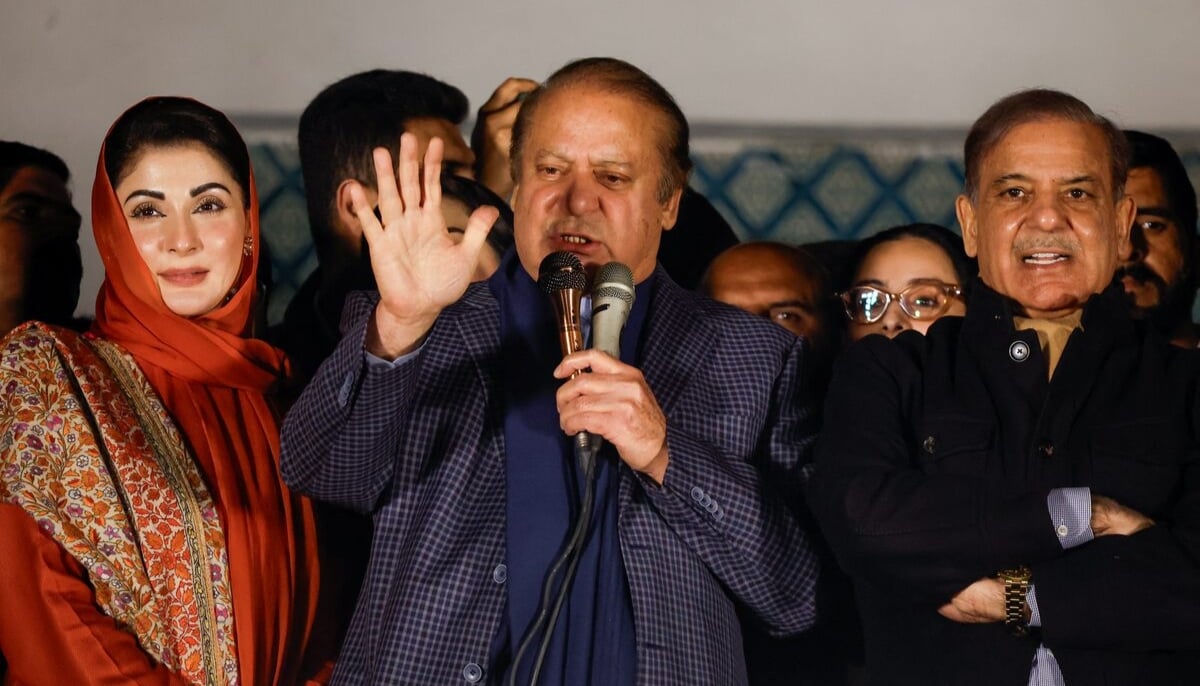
[
  {"x1": 482, "y1": 77, "x2": 539, "y2": 111},
  {"x1": 349, "y1": 182, "x2": 382, "y2": 245},
  {"x1": 397, "y1": 132, "x2": 422, "y2": 212},
  {"x1": 560, "y1": 393, "x2": 637, "y2": 424},
  {"x1": 484, "y1": 98, "x2": 525, "y2": 127},
  {"x1": 553, "y1": 349, "x2": 601, "y2": 379},
  {"x1": 557, "y1": 399, "x2": 623, "y2": 437},
  {"x1": 457, "y1": 204, "x2": 498, "y2": 263},
  {"x1": 372, "y1": 148, "x2": 402, "y2": 222},
  {"x1": 423, "y1": 137, "x2": 444, "y2": 209},
  {"x1": 555, "y1": 349, "x2": 628, "y2": 378},
  {"x1": 557, "y1": 377, "x2": 609, "y2": 410},
  {"x1": 560, "y1": 409, "x2": 609, "y2": 440},
  {"x1": 556, "y1": 379, "x2": 647, "y2": 424},
  {"x1": 937, "y1": 605, "x2": 961, "y2": 621}
]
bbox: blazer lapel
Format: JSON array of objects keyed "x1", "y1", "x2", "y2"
[{"x1": 639, "y1": 272, "x2": 718, "y2": 423}]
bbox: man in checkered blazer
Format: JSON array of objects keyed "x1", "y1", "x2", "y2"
[{"x1": 281, "y1": 57, "x2": 819, "y2": 685}]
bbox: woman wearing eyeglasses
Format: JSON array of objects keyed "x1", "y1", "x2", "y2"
[{"x1": 840, "y1": 223, "x2": 976, "y2": 341}]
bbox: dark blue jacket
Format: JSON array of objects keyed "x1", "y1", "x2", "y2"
[
  {"x1": 281, "y1": 269, "x2": 820, "y2": 685},
  {"x1": 813, "y1": 281, "x2": 1200, "y2": 685}
]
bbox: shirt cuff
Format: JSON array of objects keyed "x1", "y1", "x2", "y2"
[
  {"x1": 364, "y1": 345, "x2": 422, "y2": 369},
  {"x1": 1047, "y1": 487, "x2": 1094, "y2": 549},
  {"x1": 1026, "y1": 584, "x2": 1041, "y2": 628}
]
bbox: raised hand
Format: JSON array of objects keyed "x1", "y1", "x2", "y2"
[
  {"x1": 471, "y1": 76, "x2": 539, "y2": 198},
  {"x1": 351, "y1": 133, "x2": 498, "y2": 358}
]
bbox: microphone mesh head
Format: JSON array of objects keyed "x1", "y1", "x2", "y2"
[
  {"x1": 537, "y1": 251, "x2": 588, "y2": 293},
  {"x1": 593, "y1": 262, "x2": 635, "y2": 305}
]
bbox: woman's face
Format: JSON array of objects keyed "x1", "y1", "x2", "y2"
[
  {"x1": 115, "y1": 144, "x2": 249, "y2": 317},
  {"x1": 846, "y1": 236, "x2": 966, "y2": 341}
]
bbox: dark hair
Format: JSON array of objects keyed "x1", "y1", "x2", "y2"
[
  {"x1": 853, "y1": 223, "x2": 976, "y2": 292},
  {"x1": 1125, "y1": 130, "x2": 1198, "y2": 244},
  {"x1": 510, "y1": 57, "x2": 691, "y2": 203},
  {"x1": 104, "y1": 97, "x2": 251, "y2": 203},
  {"x1": 963, "y1": 88, "x2": 1129, "y2": 202},
  {"x1": 297, "y1": 70, "x2": 469, "y2": 252},
  {"x1": 0, "y1": 141, "x2": 70, "y2": 193},
  {"x1": 0, "y1": 141, "x2": 81, "y2": 328},
  {"x1": 440, "y1": 172, "x2": 515, "y2": 256}
]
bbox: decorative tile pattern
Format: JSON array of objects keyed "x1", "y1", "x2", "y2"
[{"x1": 248, "y1": 146, "x2": 311, "y2": 325}]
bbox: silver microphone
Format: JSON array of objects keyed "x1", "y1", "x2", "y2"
[
  {"x1": 586, "y1": 262, "x2": 635, "y2": 455},
  {"x1": 590, "y1": 262, "x2": 635, "y2": 360}
]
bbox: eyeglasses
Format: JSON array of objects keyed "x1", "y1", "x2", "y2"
[{"x1": 839, "y1": 281, "x2": 963, "y2": 324}]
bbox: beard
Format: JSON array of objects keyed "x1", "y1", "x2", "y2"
[{"x1": 1117, "y1": 263, "x2": 1197, "y2": 333}]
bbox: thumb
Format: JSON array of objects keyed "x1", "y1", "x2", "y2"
[{"x1": 458, "y1": 205, "x2": 499, "y2": 261}]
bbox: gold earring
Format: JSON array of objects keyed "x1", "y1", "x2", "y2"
[{"x1": 242, "y1": 234, "x2": 253, "y2": 257}]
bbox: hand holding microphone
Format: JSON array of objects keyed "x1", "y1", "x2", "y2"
[{"x1": 550, "y1": 259, "x2": 670, "y2": 484}]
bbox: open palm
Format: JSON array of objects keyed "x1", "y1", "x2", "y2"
[{"x1": 350, "y1": 134, "x2": 498, "y2": 343}]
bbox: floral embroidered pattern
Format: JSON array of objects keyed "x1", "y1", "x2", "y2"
[{"x1": 0, "y1": 323, "x2": 238, "y2": 685}]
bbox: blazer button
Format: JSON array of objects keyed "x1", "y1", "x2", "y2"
[
  {"x1": 690, "y1": 486, "x2": 705, "y2": 502},
  {"x1": 1009, "y1": 340, "x2": 1030, "y2": 362},
  {"x1": 922, "y1": 436, "x2": 937, "y2": 455},
  {"x1": 492, "y1": 563, "x2": 507, "y2": 584},
  {"x1": 1037, "y1": 441, "x2": 1054, "y2": 458},
  {"x1": 462, "y1": 662, "x2": 483, "y2": 683}
]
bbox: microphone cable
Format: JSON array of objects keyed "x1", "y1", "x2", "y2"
[{"x1": 506, "y1": 440, "x2": 599, "y2": 686}]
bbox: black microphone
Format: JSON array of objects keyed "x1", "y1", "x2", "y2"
[{"x1": 538, "y1": 251, "x2": 591, "y2": 453}]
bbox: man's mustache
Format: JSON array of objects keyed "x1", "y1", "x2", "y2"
[
  {"x1": 1013, "y1": 237, "x2": 1079, "y2": 254},
  {"x1": 1116, "y1": 263, "x2": 1166, "y2": 290}
]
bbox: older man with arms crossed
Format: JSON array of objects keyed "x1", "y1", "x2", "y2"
[
  {"x1": 812, "y1": 89, "x2": 1200, "y2": 685},
  {"x1": 280, "y1": 57, "x2": 818, "y2": 685}
]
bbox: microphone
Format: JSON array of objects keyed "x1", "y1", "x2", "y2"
[
  {"x1": 537, "y1": 251, "x2": 591, "y2": 453},
  {"x1": 589, "y1": 262, "x2": 635, "y2": 360},
  {"x1": 585, "y1": 262, "x2": 635, "y2": 456}
]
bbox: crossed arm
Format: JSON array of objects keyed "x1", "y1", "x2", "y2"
[{"x1": 811, "y1": 338, "x2": 1200, "y2": 649}]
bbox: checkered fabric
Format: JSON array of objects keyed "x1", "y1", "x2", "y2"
[{"x1": 280, "y1": 268, "x2": 820, "y2": 685}]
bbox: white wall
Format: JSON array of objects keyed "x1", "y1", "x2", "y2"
[{"x1": 4, "y1": 0, "x2": 1199, "y2": 314}]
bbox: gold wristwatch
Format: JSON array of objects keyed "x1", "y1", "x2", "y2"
[{"x1": 996, "y1": 566, "x2": 1032, "y2": 637}]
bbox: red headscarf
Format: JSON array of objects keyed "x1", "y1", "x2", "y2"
[
  {"x1": 89, "y1": 98, "x2": 320, "y2": 685},
  {"x1": 90, "y1": 116, "x2": 286, "y2": 387}
]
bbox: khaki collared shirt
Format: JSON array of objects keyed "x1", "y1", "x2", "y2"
[{"x1": 1014, "y1": 310, "x2": 1083, "y2": 379}]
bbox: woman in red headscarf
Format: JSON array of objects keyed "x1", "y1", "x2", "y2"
[{"x1": 0, "y1": 98, "x2": 324, "y2": 685}]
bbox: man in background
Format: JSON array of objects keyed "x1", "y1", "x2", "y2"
[
  {"x1": 703, "y1": 241, "x2": 859, "y2": 684},
  {"x1": 0, "y1": 141, "x2": 83, "y2": 336},
  {"x1": 701, "y1": 240, "x2": 838, "y2": 360},
  {"x1": 278, "y1": 69, "x2": 483, "y2": 380},
  {"x1": 1118, "y1": 130, "x2": 1200, "y2": 347}
]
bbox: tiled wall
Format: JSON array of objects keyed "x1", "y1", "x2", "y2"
[{"x1": 249, "y1": 128, "x2": 1200, "y2": 326}]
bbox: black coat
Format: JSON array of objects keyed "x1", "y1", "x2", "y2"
[{"x1": 811, "y1": 280, "x2": 1200, "y2": 685}]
